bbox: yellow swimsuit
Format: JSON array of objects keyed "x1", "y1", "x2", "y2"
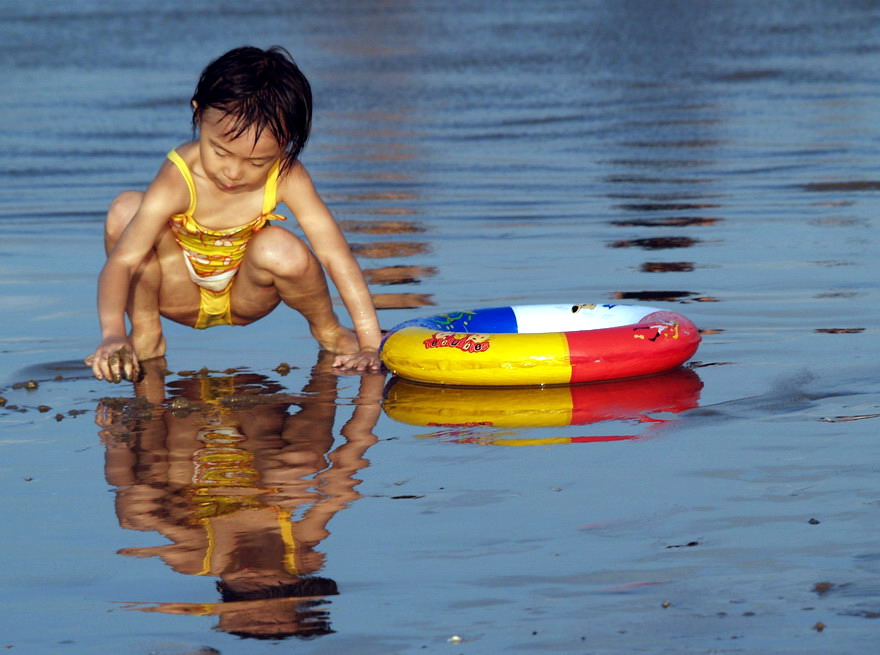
[
  {"x1": 167, "y1": 149, "x2": 285, "y2": 329},
  {"x1": 188, "y1": 376, "x2": 299, "y2": 577}
]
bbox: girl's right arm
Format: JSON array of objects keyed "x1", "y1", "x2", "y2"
[{"x1": 88, "y1": 163, "x2": 187, "y2": 382}]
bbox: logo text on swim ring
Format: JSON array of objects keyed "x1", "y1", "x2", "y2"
[
  {"x1": 633, "y1": 322, "x2": 680, "y2": 341},
  {"x1": 423, "y1": 332, "x2": 491, "y2": 352}
]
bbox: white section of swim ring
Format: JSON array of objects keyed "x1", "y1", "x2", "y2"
[{"x1": 511, "y1": 304, "x2": 663, "y2": 334}]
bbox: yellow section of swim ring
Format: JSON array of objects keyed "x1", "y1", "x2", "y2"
[{"x1": 380, "y1": 326, "x2": 572, "y2": 386}]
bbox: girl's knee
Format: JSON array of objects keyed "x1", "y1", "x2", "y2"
[
  {"x1": 106, "y1": 191, "x2": 144, "y2": 238},
  {"x1": 249, "y1": 226, "x2": 315, "y2": 276}
]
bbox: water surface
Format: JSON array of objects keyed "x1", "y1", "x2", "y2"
[{"x1": 1, "y1": 1, "x2": 879, "y2": 653}]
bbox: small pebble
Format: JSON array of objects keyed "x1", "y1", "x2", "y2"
[
  {"x1": 447, "y1": 635, "x2": 463, "y2": 644},
  {"x1": 25, "y1": 380, "x2": 38, "y2": 390},
  {"x1": 0, "y1": 396, "x2": 6, "y2": 407},
  {"x1": 54, "y1": 414, "x2": 65, "y2": 422},
  {"x1": 661, "y1": 601, "x2": 671, "y2": 608},
  {"x1": 808, "y1": 518, "x2": 821, "y2": 525},
  {"x1": 170, "y1": 397, "x2": 192, "y2": 411},
  {"x1": 813, "y1": 621, "x2": 826, "y2": 632},
  {"x1": 38, "y1": 405, "x2": 51, "y2": 413}
]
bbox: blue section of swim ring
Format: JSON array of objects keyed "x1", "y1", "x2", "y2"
[{"x1": 383, "y1": 306, "x2": 519, "y2": 337}]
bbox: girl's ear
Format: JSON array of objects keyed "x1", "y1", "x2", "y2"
[{"x1": 191, "y1": 101, "x2": 198, "y2": 111}]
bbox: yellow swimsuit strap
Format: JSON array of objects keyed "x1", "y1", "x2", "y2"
[
  {"x1": 276, "y1": 507, "x2": 299, "y2": 575},
  {"x1": 262, "y1": 159, "x2": 281, "y2": 216},
  {"x1": 196, "y1": 508, "x2": 298, "y2": 576},
  {"x1": 167, "y1": 149, "x2": 197, "y2": 215},
  {"x1": 166, "y1": 149, "x2": 282, "y2": 218}
]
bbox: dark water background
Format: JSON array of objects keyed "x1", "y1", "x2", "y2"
[{"x1": 1, "y1": 1, "x2": 879, "y2": 653}]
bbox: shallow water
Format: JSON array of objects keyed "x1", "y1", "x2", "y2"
[{"x1": 1, "y1": 1, "x2": 879, "y2": 653}]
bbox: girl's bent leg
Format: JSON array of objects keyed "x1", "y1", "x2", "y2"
[{"x1": 232, "y1": 226, "x2": 360, "y2": 353}]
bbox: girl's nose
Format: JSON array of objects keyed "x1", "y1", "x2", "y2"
[{"x1": 224, "y1": 162, "x2": 243, "y2": 180}]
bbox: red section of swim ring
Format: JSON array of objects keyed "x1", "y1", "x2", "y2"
[{"x1": 564, "y1": 311, "x2": 702, "y2": 384}]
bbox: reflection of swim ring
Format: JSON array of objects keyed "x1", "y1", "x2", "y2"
[
  {"x1": 383, "y1": 367, "x2": 702, "y2": 434},
  {"x1": 380, "y1": 304, "x2": 701, "y2": 386}
]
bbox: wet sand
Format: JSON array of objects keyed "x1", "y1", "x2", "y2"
[{"x1": 2, "y1": 1, "x2": 880, "y2": 653}]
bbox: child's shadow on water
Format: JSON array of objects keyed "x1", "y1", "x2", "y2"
[{"x1": 97, "y1": 352, "x2": 383, "y2": 641}]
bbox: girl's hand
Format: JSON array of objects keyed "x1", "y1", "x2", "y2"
[
  {"x1": 333, "y1": 348, "x2": 382, "y2": 373},
  {"x1": 85, "y1": 337, "x2": 140, "y2": 383}
]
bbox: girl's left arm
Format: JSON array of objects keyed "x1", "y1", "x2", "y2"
[{"x1": 280, "y1": 163, "x2": 383, "y2": 367}]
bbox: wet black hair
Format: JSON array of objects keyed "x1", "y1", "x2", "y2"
[
  {"x1": 216, "y1": 576, "x2": 338, "y2": 602},
  {"x1": 191, "y1": 45, "x2": 312, "y2": 174},
  {"x1": 216, "y1": 578, "x2": 338, "y2": 640}
]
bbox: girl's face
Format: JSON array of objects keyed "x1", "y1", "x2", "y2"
[{"x1": 196, "y1": 107, "x2": 283, "y2": 193}]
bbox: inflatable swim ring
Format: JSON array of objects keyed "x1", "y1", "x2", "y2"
[{"x1": 380, "y1": 303, "x2": 701, "y2": 386}]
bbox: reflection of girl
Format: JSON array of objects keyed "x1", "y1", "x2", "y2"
[{"x1": 99, "y1": 354, "x2": 382, "y2": 639}]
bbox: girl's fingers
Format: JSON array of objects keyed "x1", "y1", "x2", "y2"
[
  {"x1": 107, "y1": 352, "x2": 122, "y2": 383},
  {"x1": 130, "y1": 349, "x2": 141, "y2": 378},
  {"x1": 85, "y1": 353, "x2": 102, "y2": 380},
  {"x1": 122, "y1": 347, "x2": 140, "y2": 381},
  {"x1": 91, "y1": 352, "x2": 107, "y2": 381},
  {"x1": 333, "y1": 350, "x2": 382, "y2": 372},
  {"x1": 88, "y1": 344, "x2": 139, "y2": 382}
]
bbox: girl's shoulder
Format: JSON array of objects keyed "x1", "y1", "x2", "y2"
[
  {"x1": 154, "y1": 142, "x2": 201, "y2": 190},
  {"x1": 142, "y1": 143, "x2": 198, "y2": 216},
  {"x1": 275, "y1": 160, "x2": 314, "y2": 196},
  {"x1": 167, "y1": 141, "x2": 200, "y2": 167}
]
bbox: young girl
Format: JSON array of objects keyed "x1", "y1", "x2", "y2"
[{"x1": 86, "y1": 46, "x2": 382, "y2": 382}]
